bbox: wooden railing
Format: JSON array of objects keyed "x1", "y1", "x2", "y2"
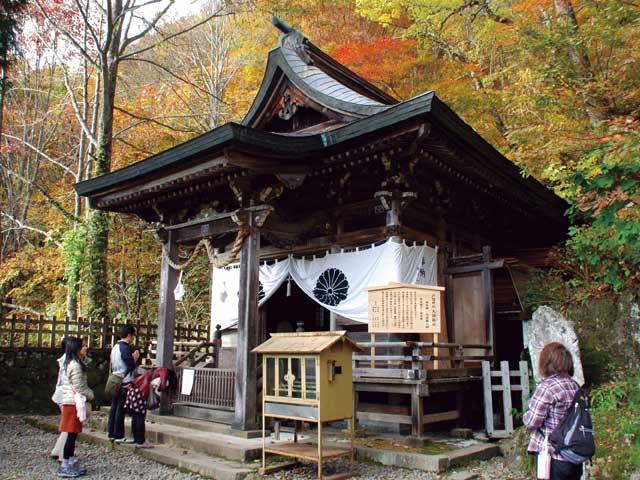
[
  {"x1": 173, "y1": 366, "x2": 235, "y2": 410},
  {"x1": 174, "y1": 339, "x2": 222, "y2": 368},
  {"x1": 0, "y1": 315, "x2": 210, "y2": 351},
  {"x1": 353, "y1": 340, "x2": 493, "y2": 381}
]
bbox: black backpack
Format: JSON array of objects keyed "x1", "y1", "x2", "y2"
[{"x1": 549, "y1": 385, "x2": 596, "y2": 464}]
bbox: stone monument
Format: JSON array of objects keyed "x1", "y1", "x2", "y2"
[{"x1": 524, "y1": 306, "x2": 585, "y2": 386}]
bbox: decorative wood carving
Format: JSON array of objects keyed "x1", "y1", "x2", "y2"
[{"x1": 278, "y1": 91, "x2": 299, "y2": 121}]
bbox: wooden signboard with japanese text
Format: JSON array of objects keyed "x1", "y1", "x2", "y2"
[{"x1": 366, "y1": 283, "x2": 445, "y2": 333}]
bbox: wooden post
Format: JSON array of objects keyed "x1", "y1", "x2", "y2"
[
  {"x1": 9, "y1": 314, "x2": 16, "y2": 348},
  {"x1": 481, "y1": 246, "x2": 495, "y2": 361},
  {"x1": 232, "y1": 209, "x2": 261, "y2": 431},
  {"x1": 482, "y1": 361, "x2": 494, "y2": 437},
  {"x1": 501, "y1": 360, "x2": 514, "y2": 433},
  {"x1": 23, "y1": 314, "x2": 30, "y2": 348},
  {"x1": 519, "y1": 360, "x2": 530, "y2": 411},
  {"x1": 411, "y1": 385, "x2": 424, "y2": 437},
  {"x1": 50, "y1": 315, "x2": 57, "y2": 348},
  {"x1": 157, "y1": 229, "x2": 179, "y2": 414},
  {"x1": 37, "y1": 315, "x2": 44, "y2": 349},
  {"x1": 370, "y1": 333, "x2": 376, "y2": 368}
]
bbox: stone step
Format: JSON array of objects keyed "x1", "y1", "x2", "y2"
[
  {"x1": 26, "y1": 416, "x2": 256, "y2": 480},
  {"x1": 146, "y1": 411, "x2": 231, "y2": 434},
  {"x1": 94, "y1": 411, "x2": 266, "y2": 462},
  {"x1": 141, "y1": 422, "x2": 264, "y2": 462}
]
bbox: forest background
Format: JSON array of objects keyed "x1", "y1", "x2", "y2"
[{"x1": 0, "y1": 0, "x2": 639, "y2": 476}]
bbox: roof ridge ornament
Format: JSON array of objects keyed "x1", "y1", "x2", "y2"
[{"x1": 272, "y1": 16, "x2": 313, "y2": 65}]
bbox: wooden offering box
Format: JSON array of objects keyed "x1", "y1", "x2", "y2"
[
  {"x1": 253, "y1": 331, "x2": 362, "y2": 480},
  {"x1": 367, "y1": 283, "x2": 445, "y2": 334}
]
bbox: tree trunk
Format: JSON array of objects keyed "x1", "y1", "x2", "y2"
[
  {"x1": 553, "y1": 0, "x2": 606, "y2": 126},
  {"x1": 85, "y1": 20, "x2": 120, "y2": 318}
]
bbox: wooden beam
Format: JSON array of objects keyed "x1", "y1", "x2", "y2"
[
  {"x1": 443, "y1": 260, "x2": 504, "y2": 274},
  {"x1": 157, "y1": 230, "x2": 178, "y2": 414},
  {"x1": 224, "y1": 148, "x2": 311, "y2": 174},
  {"x1": 174, "y1": 217, "x2": 238, "y2": 244},
  {"x1": 94, "y1": 155, "x2": 227, "y2": 206}
]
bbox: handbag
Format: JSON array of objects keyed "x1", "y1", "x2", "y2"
[
  {"x1": 537, "y1": 435, "x2": 552, "y2": 480},
  {"x1": 104, "y1": 373, "x2": 123, "y2": 400}
]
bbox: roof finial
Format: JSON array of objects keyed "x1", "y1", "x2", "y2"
[{"x1": 272, "y1": 16, "x2": 293, "y2": 34}]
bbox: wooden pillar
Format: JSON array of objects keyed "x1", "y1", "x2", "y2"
[
  {"x1": 232, "y1": 210, "x2": 261, "y2": 431},
  {"x1": 157, "y1": 229, "x2": 178, "y2": 414},
  {"x1": 481, "y1": 245, "x2": 495, "y2": 361}
]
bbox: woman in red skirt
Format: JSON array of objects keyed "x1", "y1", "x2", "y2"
[{"x1": 58, "y1": 337, "x2": 94, "y2": 478}]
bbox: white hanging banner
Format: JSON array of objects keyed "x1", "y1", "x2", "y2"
[
  {"x1": 415, "y1": 245, "x2": 438, "y2": 287},
  {"x1": 210, "y1": 259, "x2": 290, "y2": 329},
  {"x1": 289, "y1": 240, "x2": 433, "y2": 323},
  {"x1": 210, "y1": 240, "x2": 438, "y2": 328}
]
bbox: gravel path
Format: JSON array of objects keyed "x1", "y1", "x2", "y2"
[
  {"x1": 252, "y1": 456, "x2": 530, "y2": 480},
  {"x1": 0, "y1": 415, "x2": 529, "y2": 479},
  {"x1": 0, "y1": 416, "x2": 205, "y2": 480}
]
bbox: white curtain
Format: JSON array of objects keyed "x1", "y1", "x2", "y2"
[
  {"x1": 210, "y1": 240, "x2": 438, "y2": 328},
  {"x1": 210, "y1": 259, "x2": 290, "y2": 329},
  {"x1": 289, "y1": 240, "x2": 431, "y2": 323}
]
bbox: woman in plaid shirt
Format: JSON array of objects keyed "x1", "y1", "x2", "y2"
[{"x1": 523, "y1": 342, "x2": 582, "y2": 480}]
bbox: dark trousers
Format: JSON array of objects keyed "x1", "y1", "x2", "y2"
[
  {"x1": 107, "y1": 384, "x2": 127, "y2": 439},
  {"x1": 131, "y1": 411, "x2": 146, "y2": 444},
  {"x1": 551, "y1": 458, "x2": 583, "y2": 480},
  {"x1": 63, "y1": 433, "x2": 77, "y2": 460}
]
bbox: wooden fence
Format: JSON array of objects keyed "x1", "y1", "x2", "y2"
[
  {"x1": 0, "y1": 315, "x2": 210, "y2": 351},
  {"x1": 173, "y1": 366, "x2": 235, "y2": 410}
]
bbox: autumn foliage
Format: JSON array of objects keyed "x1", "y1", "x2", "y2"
[{"x1": 0, "y1": 0, "x2": 639, "y2": 320}]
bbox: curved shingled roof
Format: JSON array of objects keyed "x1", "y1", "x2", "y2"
[{"x1": 242, "y1": 18, "x2": 397, "y2": 128}]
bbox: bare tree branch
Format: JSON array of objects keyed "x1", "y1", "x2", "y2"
[
  {"x1": 1, "y1": 303, "x2": 44, "y2": 316},
  {"x1": 119, "y1": 0, "x2": 174, "y2": 55},
  {"x1": 119, "y1": 8, "x2": 238, "y2": 60},
  {"x1": 32, "y1": 0, "x2": 100, "y2": 68},
  {"x1": 126, "y1": 57, "x2": 224, "y2": 100},
  {"x1": 114, "y1": 105, "x2": 196, "y2": 133},
  {"x1": 73, "y1": 0, "x2": 101, "y2": 50},
  {"x1": 1, "y1": 133, "x2": 77, "y2": 179},
  {"x1": 0, "y1": 165, "x2": 80, "y2": 224},
  {"x1": 0, "y1": 212, "x2": 62, "y2": 247}
]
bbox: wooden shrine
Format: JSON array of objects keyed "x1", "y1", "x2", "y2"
[
  {"x1": 253, "y1": 331, "x2": 360, "y2": 479},
  {"x1": 75, "y1": 17, "x2": 569, "y2": 434}
]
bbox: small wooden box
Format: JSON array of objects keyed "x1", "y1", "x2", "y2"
[
  {"x1": 253, "y1": 331, "x2": 362, "y2": 422},
  {"x1": 367, "y1": 283, "x2": 445, "y2": 333}
]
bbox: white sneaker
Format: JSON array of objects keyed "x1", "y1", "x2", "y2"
[{"x1": 114, "y1": 437, "x2": 135, "y2": 444}]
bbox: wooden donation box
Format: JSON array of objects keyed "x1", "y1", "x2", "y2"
[
  {"x1": 367, "y1": 283, "x2": 445, "y2": 334},
  {"x1": 253, "y1": 331, "x2": 362, "y2": 480}
]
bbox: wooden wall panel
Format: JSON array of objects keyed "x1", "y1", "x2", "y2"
[{"x1": 451, "y1": 273, "x2": 486, "y2": 360}]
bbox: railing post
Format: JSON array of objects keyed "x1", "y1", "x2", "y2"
[
  {"x1": 37, "y1": 315, "x2": 44, "y2": 349},
  {"x1": 455, "y1": 345, "x2": 465, "y2": 369},
  {"x1": 9, "y1": 314, "x2": 16, "y2": 348},
  {"x1": 23, "y1": 314, "x2": 30, "y2": 348},
  {"x1": 63, "y1": 316, "x2": 70, "y2": 341},
  {"x1": 50, "y1": 315, "x2": 57, "y2": 348},
  {"x1": 87, "y1": 317, "x2": 93, "y2": 349},
  {"x1": 501, "y1": 361, "x2": 513, "y2": 434},
  {"x1": 411, "y1": 346, "x2": 421, "y2": 377},
  {"x1": 213, "y1": 324, "x2": 222, "y2": 368}
]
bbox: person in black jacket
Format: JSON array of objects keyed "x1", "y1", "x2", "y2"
[{"x1": 107, "y1": 324, "x2": 139, "y2": 442}]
